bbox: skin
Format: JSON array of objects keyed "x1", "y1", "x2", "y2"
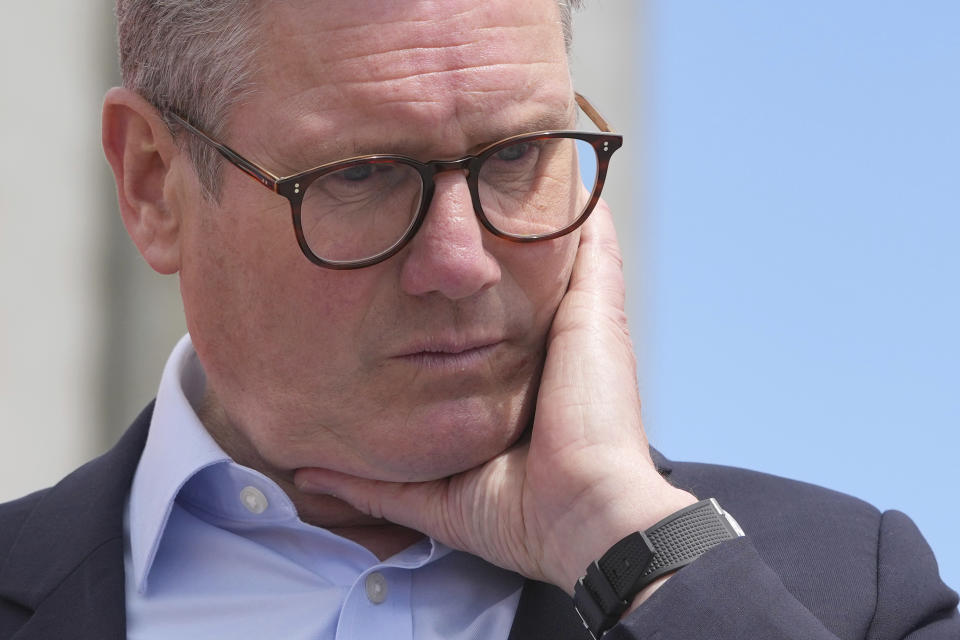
[{"x1": 103, "y1": 0, "x2": 696, "y2": 612}]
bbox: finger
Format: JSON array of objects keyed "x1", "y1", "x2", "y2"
[
  {"x1": 293, "y1": 467, "x2": 460, "y2": 545},
  {"x1": 566, "y1": 198, "x2": 627, "y2": 314},
  {"x1": 552, "y1": 198, "x2": 629, "y2": 342},
  {"x1": 539, "y1": 200, "x2": 642, "y2": 446}
]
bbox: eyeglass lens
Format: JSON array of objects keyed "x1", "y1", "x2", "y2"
[{"x1": 299, "y1": 136, "x2": 600, "y2": 263}]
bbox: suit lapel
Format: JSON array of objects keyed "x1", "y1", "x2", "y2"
[{"x1": 0, "y1": 403, "x2": 153, "y2": 639}]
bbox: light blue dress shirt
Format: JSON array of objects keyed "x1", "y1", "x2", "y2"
[{"x1": 125, "y1": 335, "x2": 524, "y2": 639}]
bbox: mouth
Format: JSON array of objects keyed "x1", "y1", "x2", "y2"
[{"x1": 393, "y1": 339, "x2": 504, "y2": 372}]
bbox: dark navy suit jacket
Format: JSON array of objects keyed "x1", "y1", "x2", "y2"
[{"x1": 1, "y1": 402, "x2": 957, "y2": 639}]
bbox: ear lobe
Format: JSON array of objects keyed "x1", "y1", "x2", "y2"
[{"x1": 102, "y1": 87, "x2": 183, "y2": 275}]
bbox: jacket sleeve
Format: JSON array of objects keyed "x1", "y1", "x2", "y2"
[{"x1": 606, "y1": 511, "x2": 959, "y2": 639}]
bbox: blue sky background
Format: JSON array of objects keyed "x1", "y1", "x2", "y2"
[{"x1": 640, "y1": 2, "x2": 959, "y2": 592}]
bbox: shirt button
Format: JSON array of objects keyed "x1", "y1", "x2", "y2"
[
  {"x1": 240, "y1": 486, "x2": 268, "y2": 514},
  {"x1": 365, "y1": 572, "x2": 388, "y2": 604}
]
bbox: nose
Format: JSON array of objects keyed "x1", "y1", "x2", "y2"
[{"x1": 398, "y1": 171, "x2": 501, "y2": 299}]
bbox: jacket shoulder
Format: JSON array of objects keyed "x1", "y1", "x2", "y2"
[
  {"x1": 0, "y1": 401, "x2": 152, "y2": 562},
  {"x1": 0, "y1": 404, "x2": 153, "y2": 638},
  {"x1": 668, "y1": 458, "x2": 882, "y2": 526},
  {"x1": 667, "y1": 458, "x2": 885, "y2": 573},
  {"x1": 0, "y1": 489, "x2": 51, "y2": 559}
]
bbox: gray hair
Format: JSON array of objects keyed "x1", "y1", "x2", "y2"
[{"x1": 116, "y1": 0, "x2": 582, "y2": 199}]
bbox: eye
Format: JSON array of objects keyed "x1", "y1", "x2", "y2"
[
  {"x1": 340, "y1": 163, "x2": 376, "y2": 181},
  {"x1": 309, "y1": 161, "x2": 414, "y2": 206},
  {"x1": 495, "y1": 142, "x2": 531, "y2": 162}
]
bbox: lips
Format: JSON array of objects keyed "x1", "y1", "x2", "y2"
[{"x1": 393, "y1": 337, "x2": 504, "y2": 371}]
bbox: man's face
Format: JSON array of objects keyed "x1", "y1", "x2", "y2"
[{"x1": 174, "y1": 0, "x2": 579, "y2": 482}]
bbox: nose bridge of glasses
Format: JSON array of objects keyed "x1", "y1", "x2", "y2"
[
  {"x1": 416, "y1": 155, "x2": 487, "y2": 241},
  {"x1": 427, "y1": 157, "x2": 475, "y2": 176}
]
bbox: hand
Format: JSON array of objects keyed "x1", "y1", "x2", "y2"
[{"x1": 294, "y1": 200, "x2": 696, "y2": 594}]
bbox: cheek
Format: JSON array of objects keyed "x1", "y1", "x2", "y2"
[
  {"x1": 503, "y1": 233, "x2": 579, "y2": 327},
  {"x1": 176, "y1": 189, "x2": 382, "y2": 385}
]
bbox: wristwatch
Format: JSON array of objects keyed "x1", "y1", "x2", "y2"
[{"x1": 573, "y1": 498, "x2": 745, "y2": 639}]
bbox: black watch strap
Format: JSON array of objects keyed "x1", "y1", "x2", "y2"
[{"x1": 573, "y1": 498, "x2": 744, "y2": 639}]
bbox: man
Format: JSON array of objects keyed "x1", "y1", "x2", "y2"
[{"x1": 0, "y1": 0, "x2": 956, "y2": 638}]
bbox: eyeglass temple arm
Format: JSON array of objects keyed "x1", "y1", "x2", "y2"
[
  {"x1": 166, "y1": 111, "x2": 280, "y2": 192},
  {"x1": 574, "y1": 93, "x2": 616, "y2": 133}
]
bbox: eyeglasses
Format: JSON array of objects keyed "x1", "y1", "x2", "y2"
[{"x1": 168, "y1": 93, "x2": 623, "y2": 269}]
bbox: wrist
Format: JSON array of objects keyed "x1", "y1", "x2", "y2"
[
  {"x1": 571, "y1": 498, "x2": 745, "y2": 639},
  {"x1": 553, "y1": 487, "x2": 699, "y2": 594}
]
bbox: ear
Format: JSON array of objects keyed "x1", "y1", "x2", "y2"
[{"x1": 102, "y1": 87, "x2": 184, "y2": 274}]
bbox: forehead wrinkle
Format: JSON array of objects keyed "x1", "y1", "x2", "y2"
[
  {"x1": 263, "y1": 0, "x2": 564, "y2": 90},
  {"x1": 275, "y1": 28, "x2": 563, "y2": 100},
  {"x1": 324, "y1": 61, "x2": 566, "y2": 133},
  {"x1": 293, "y1": 23, "x2": 561, "y2": 72},
  {"x1": 278, "y1": 40, "x2": 569, "y2": 126},
  {"x1": 270, "y1": 0, "x2": 559, "y2": 61}
]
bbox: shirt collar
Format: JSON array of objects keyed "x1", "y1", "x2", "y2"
[{"x1": 127, "y1": 334, "x2": 231, "y2": 593}]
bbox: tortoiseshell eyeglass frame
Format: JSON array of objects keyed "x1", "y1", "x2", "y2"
[{"x1": 167, "y1": 92, "x2": 623, "y2": 270}]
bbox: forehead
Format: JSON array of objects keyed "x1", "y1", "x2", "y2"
[{"x1": 240, "y1": 0, "x2": 572, "y2": 167}]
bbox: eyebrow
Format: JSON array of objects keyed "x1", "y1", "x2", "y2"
[
  {"x1": 463, "y1": 106, "x2": 579, "y2": 154},
  {"x1": 278, "y1": 100, "x2": 578, "y2": 172}
]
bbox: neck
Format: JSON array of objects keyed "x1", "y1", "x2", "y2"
[{"x1": 197, "y1": 388, "x2": 425, "y2": 560}]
